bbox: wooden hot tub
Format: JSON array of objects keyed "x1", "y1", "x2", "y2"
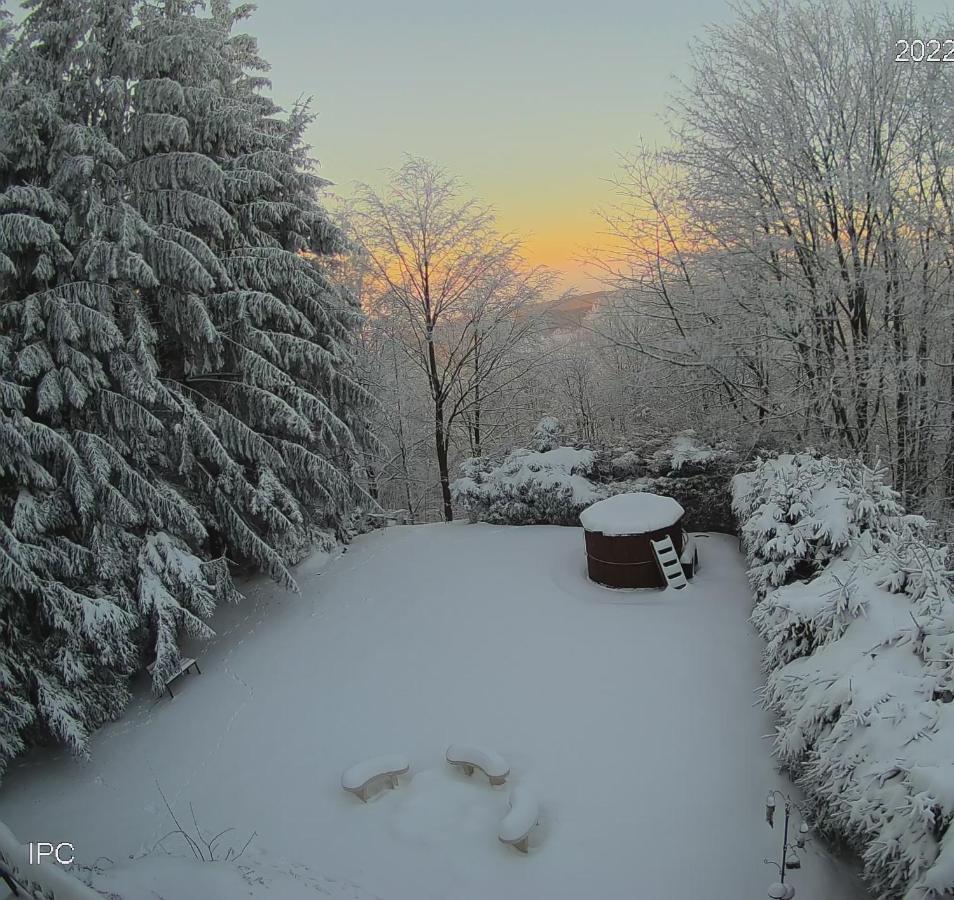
[{"x1": 580, "y1": 493, "x2": 685, "y2": 589}]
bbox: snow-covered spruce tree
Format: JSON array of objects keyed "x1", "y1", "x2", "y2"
[
  {"x1": 123, "y1": 1, "x2": 370, "y2": 575},
  {"x1": 0, "y1": 0, "x2": 370, "y2": 774},
  {"x1": 0, "y1": 0, "x2": 155, "y2": 769},
  {"x1": 33, "y1": 0, "x2": 236, "y2": 697},
  {"x1": 0, "y1": 0, "x2": 235, "y2": 772},
  {"x1": 212, "y1": 0, "x2": 373, "y2": 555},
  {"x1": 529, "y1": 416, "x2": 562, "y2": 453}
]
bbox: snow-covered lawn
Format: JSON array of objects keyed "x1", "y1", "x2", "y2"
[{"x1": 0, "y1": 525, "x2": 869, "y2": 899}]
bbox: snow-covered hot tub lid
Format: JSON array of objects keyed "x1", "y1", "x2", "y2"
[{"x1": 580, "y1": 492, "x2": 684, "y2": 536}]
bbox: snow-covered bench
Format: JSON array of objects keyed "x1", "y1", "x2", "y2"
[
  {"x1": 498, "y1": 786, "x2": 539, "y2": 853},
  {"x1": 147, "y1": 657, "x2": 201, "y2": 699},
  {"x1": 341, "y1": 755, "x2": 410, "y2": 802},
  {"x1": 445, "y1": 745, "x2": 510, "y2": 786}
]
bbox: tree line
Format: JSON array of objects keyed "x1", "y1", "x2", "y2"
[
  {"x1": 597, "y1": 0, "x2": 954, "y2": 513},
  {"x1": 352, "y1": 1, "x2": 954, "y2": 531}
]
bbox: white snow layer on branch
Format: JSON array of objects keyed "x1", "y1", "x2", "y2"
[
  {"x1": 733, "y1": 452, "x2": 954, "y2": 899},
  {"x1": 0, "y1": 819, "x2": 101, "y2": 900},
  {"x1": 453, "y1": 445, "x2": 601, "y2": 525}
]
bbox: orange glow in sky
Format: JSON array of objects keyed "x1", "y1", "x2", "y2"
[
  {"x1": 246, "y1": 0, "x2": 954, "y2": 294},
  {"x1": 517, "y1": 230, "x2": 603, "y2": 292},
  {"x1": 245, "y1": 0, "x2": 704, "y2": 295}
]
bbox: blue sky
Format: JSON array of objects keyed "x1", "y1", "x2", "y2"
[
  {"x1": 248, "y1": 0, "x2": 950, "y2": 289},
  {"x1": 247, "y1": 0, "x2": 746, "y2": 288},
  {"x1": 19, "y1": 0, "x2": 950, "y2": 289}
]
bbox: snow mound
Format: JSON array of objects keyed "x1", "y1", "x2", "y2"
[
  {"x1": 388, "y1": 768, "x2": 502, "y2": 849},
  {"x1": 580, "y1": 492, "x2": 684, "y2": 535}
]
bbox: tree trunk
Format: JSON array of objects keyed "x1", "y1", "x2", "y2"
[
  {"x1": 472, "y1": 330, "x2": 482, "y2": 458},
  {"x1": 434, "y1": 406, "x2": 453, "y2": 522},
  {"x1": 426, "y1": 323, "x2": 454, "y2": 522},
  {"x1": 472, "y1": 384, "x2": 482, "y2": 459},
  {"x1": 946, "y1": 333, "x2": 954, "y2": 508},
  {"x1": 391, "y1": 332, "x2": 416, "y2": 523}
]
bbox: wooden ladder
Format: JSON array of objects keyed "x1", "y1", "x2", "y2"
[{"x1": 650, "y1": 536, "x2": 688, "y2": 590}]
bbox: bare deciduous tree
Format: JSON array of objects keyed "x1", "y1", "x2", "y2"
[
  {"x1": 353, "y1": 158, "x2": 549, "y2": 520},
  {"x1": 596, "y1": 0, "x2": 954, "y2": 509}
]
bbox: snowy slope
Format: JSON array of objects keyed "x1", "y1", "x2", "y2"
[{"x1": 0, "y1": 525, "x2": 868, "y2": 900}]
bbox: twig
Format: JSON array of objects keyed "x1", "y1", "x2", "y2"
[
  {"x1": 155, "y1": 780, "x2": 202, "y2": 862},
  {"x1": 189, "y1": 803, "x2": 205, "y2": 857},
  {"x1": 208, "y1": 827, "x2": 235, "y2": 857},
  {"x1": 233, "y1": 831, "x2": 257, "y2": 862}
]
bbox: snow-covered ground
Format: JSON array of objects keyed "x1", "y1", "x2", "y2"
[{"x1": 0, "y1": 525, "x2": 869, "y2": 899}]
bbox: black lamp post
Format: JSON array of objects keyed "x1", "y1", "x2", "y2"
[{"x1": 764, "y1": 790, "x2": 811, "y2": 899}]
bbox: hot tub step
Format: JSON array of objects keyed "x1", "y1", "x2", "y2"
[{"x1": 650, "y1": 536, "x2": 688, "y2": 590}]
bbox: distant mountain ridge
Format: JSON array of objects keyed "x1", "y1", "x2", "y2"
[{"x1": 538, "y1": 290, "x2": 610, "y2": 330}]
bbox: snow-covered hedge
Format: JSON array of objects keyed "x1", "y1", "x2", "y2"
[
  {"x1": 733, "y1": 453, "x2": 954, "y2": 899},
  {"x1": 641, "y1": 473, "x2": 736, "y2": 533},
  {"x1": 601, "y1": 432, "x2": 741, "y2": 532},
  {"x1": 453, "y1": 447, "x2": 603, "y2": 526},
  {"x1": 453, "y1": 422, "x2": 740, "y2": 531}
]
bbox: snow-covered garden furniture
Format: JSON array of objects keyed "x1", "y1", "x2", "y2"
[
  {"x1": 680, "y1": 531, "x2": 699, "y2": 578},
  {"x1": 581, "y1": 492, "x2": 687, "y2": 589},
  {"x1": 445, "y1": 745, "x2": 510, "y2": 785},
  {"x1": 498, "y1": 787, "x2": 540, "y2": 853},
  {"x1": 147, "y1": 657, "x2": 201, "y2": 699},
  {"x1": 341, "y1": 755, "x2": 410, "y2": 802}
]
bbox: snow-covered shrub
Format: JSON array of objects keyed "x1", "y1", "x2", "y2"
[
  {"x1": 655, "y1": 429, "x2": 739, "y2": 476},
  {"x1": 529, "y1": 416, "x2": 563, "y2": 452},
  {"x1": 645, "y1": 473, "x2": 737, "y2": 533},
  {"x1": 604, "y1": 448, "x2": 648, "y2": 480},
  {"x1": 597, "y1": 431, "x2": 741, "y2": 532},
  {"x1": 455, "y1": 423, "x2": 742, "y2": 530},
  {"x1": 453, "y1": 446, "x2": 604, "y2": 525},
  {"x1": 733, "y1": 453, "x2": 908, "y2": 603},
  {"x1": 734, "y1": 453, "x2": 954, "y2": 898}
]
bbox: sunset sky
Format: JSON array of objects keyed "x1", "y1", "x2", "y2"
[{"x1": 248, "y1": 0, "x2": 949, "y2": 292}]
